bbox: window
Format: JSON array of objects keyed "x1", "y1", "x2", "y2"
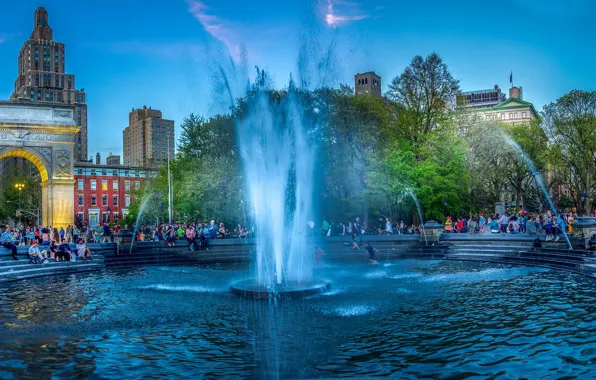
[
  {"x1": 103, "y1": 212, "x2": 109, "y2": 223},
  {"x1": 135, "y1": 181, "x2": 141, "y2": 190},
  {"x1": 125, "y1": 180, "x2": 130, "y2": 191},
  {"x1": 77, "y1": 180, "x2": 83, "y2": 190},
  {"x1": 102, "y1": 195, "x2": 108, "y2": 206},
  {"x1": 90, "y1": 180, "x2": 96, "y2": 190},
  {"x1": 102, "y1": 169, "x2": 107, "y2": 175},
  {"x1": 514, "y1": 112, "x2": 518, "y2": 119},
  {"x1": 102, "y1": 180, "x2": 108, "y2": 191},
  {"x1": 77, "y1": 195, "x2": 84, "y2": 206},
  {"x1": 91, "y1": 195, "x2": 97, "y2": 206},
  {"x1": 500, "y1": 113, "x2": 504, "y2": 120},
  {"x1": 509, "y1": 113, "x2": 513, "y2": 119},
  {"x1": 125, "y1": 195, "x2": 131, "y2": 207},
  {"x1": 522, "y1": 112, "x2": 526, "y2": 118},
  {"x1": 113, "y1": 181, "x2": 118, "y2": 191},
  {"x1": 113, "y1": 213, "x2": 119, "y2": 223},
  {"x1": 113, "y1": 195, "x2": 118, "y2": 206}
]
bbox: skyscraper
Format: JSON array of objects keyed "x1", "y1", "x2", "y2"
[
  {"x1": 11, "y1": 7, "x2": 88, "y2": 161},
  {"x1": 123, "y1": 106, "x2": 175, "y2": 168}
]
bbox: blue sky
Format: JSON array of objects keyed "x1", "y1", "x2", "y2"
[{"x1": 0, "y1": 0, "x2": 594, "y2": 159}]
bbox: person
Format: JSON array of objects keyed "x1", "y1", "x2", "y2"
[
  {"x1": 2, "y1": 227, "x2": 19, "y2": 260},
  {"x1": 533, "y1": 236, "x2": 542, "y2": 248},
  {"x1": 186, "y1": 225, "x2": 198, "y2": 251},
  {"x1": 322, "y1": 220, "x2": 330, "y2": 236},
  {"x1": 103, "y1": 223, "x2": 111, "y2": 243},
  {"x1": 555, "y1": 214, "x2": 565, "y2": 242},
  {"x1": 364, "y1": 242, "x2": 379, "y2": 265},
  {"x1": 468, "y1": 217, "x2": 478, "y2": 235},
  {"x1": 206, "y1": 220, "x2": 217, "y2": 240},
  {"x1": 28, "y1": 240, "x2": 48, "y2": 264},
  {"x1": 479, "y1": 215, "x2": 486, "y2": 233},
  {"x1": 313, "y1": 245, "x2": 325, "y2": 267},
  {"x1": 500, "y1": 213, "x2": 509, "y2": 233},
  {"x1": 76, "y1": 240, "x2": 93, "y2": 260},
  {"x1": 351, "y1": 232, "x2": 360, "y2": 250},
  {"x1": 59, "y1": 227, "x2": 66, "y2": 242},
  {"x1": 385, "y1": 218, "x2": 392, "y2": 235},
  {"x1": 55, "y1": 239, "x2": 72, "y2": 262},
  {"x1": 455, "y1": 218, "x2": 464, "y2": 233},
  {"x1": 177, "y1": 225, "x2": 185, "y2": 241},
  {"x1": 489, "y1": 218, "x2": 500, "y2": 233},
  {"x1": 218, "y1": 223, "x2": 226, "y2": 239},
  {"x1": 41, "y1": 227, "x2": 50, "y2": 245},
  {"x1": 444, "y1": 216, "x2": 453, "y2": 233}
]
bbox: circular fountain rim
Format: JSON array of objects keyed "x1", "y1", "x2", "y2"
[{"x1": 230, "y1": 279, "x2": 331, "y2": 300}]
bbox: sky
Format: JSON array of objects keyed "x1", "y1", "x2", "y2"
[{"x1": 0, "y1": 0, "x2": 594, "y2": 160}]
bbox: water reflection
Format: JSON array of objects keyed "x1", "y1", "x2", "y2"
[{"x1": 0, "y1": 261, "x2": 595, "y2": 378}]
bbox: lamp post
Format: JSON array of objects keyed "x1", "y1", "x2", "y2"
[
  {"x1": 443, "y1": 198, "x2": 448, "y2": 218},
  {"x1": 14, "y1": 183, "x2": 25, "y2": 225}
]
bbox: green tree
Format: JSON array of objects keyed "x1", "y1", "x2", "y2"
[
  {"x1": 385, "y1": 52, "x2": 460, "y2": 144},
  {"x1": 542, "y1": 90, "x2": 596, "y2": 215}
]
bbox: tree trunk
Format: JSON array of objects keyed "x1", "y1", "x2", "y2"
[{"x1": 515, "y1": 182, "x2": 521, "y2": 212}]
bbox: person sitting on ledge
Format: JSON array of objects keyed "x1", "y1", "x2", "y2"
[
  {"x1": 76, "y1": 240, "x2": 93, "y2": 260},
  {"x1": 489, "y1": 218, "x2": 500, "y2": 233},
  {"x1": 55, "y1": 239, "x2": 72, "y2": 262},
  {"x1": 28, "y1": 240, "x2": 48, "y2": 264},
  {"x1": 1, "y1": 227, "x2": 19, "y2": 260}
]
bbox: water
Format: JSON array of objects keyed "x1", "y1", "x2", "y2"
[
  {"x1": 408, "y1": 189, "x2": 427, "y2": 245},
  {"x1": 129, "y1": 194, "x2": 154, "y2": 254},
  {"x1": 1, "y1": 261, "x2": 596, "y2": 378},
  {"x1": 499, "y1": 130, "x2": 573, "y2": 249},
  {"x1": 237, "y1": 74, "x2": 315, "y2": 286}
]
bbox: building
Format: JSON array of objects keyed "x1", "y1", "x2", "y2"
[
  {"x1": 73, "y1": 161, "x2": 156, "y2": 227},
  {"x1": 123, "y1": 106, "x2": 175, "y2": 168},
  {"x1": 10, "y1": 7, "x2": 88, "y2": 161},
  {"x1": 355, "y1": 72, "x2": 382, "y2": 97},
  {"x1": 459, "y1": 85, "x2": 506, "y2": 108},
  {"x1": 106, "y1": 153, "x2": 121, "y2": 166},
  {"x1": 467, "y1": 86, "x2": 539, "y2": 125}
]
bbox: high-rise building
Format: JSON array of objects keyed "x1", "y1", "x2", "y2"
[
  {"x1": 355, "y1": 72, "x2": 382, "y2": 97},
  {"x1": 123, "y1": 106, "x2": 175, "y2": 168},
  {"x1": 10, "y1": 7, "x2": 88, "y2": 161}
]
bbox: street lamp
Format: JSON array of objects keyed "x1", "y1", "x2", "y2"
[{"x1": 14, "y1": 183, "x2": 25, "y2": 225}]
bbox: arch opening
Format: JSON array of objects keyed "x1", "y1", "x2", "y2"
[{"x1": 0, "y1": 149, "x2": 49, "y2": 182}]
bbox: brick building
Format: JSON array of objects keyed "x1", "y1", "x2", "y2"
[
  {"x1": 73, "y1": 160, "x2": 156, "y2": 227},
  {"x1": 123, "y1": 106, "x2": 175, "y2": 168}
]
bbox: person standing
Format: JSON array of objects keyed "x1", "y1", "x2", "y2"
[
  {"x1": 102, "y1": 223, "x2": 111, "y2": 243},
  {"x1": 364, "y1": 242, "x2": 379, "y2": 265}
]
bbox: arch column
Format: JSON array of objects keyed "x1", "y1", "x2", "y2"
[{"x1": 41, "y1": 179, "x2": 74, "y2": 229}]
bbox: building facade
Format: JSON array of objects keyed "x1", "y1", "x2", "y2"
[
  {"x1": 10, "y1": 7, "x2": 88, "y2": 161},
  {"x1": 123, "y1": 106, "x2": 174, "y2": 168},
  {"x1": 355, "y1": 72, "x2": 382, "y2": 97},
  {"x1": 467, "y1": 86, "x2": 539, "y2": 124},
  {"x1": 73, "y1": 162, "x2": 156, "y2": 227}
]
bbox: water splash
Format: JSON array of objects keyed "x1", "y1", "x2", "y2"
[
  {"x1": 408, "y1": 189, "x2": 428, "y2": 245},
  {"x1": 237, "y1": 75, "x2": 315, "y2": 287},
  {"x1": 498, "y1": 130, "x2": 573, "y2": 250},
  {"x1": 129, "y1": 193, "x2": 156, "y2": 255}
]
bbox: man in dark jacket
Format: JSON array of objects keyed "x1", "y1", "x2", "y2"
[{"x1": 103, "y1": 223, "x2": 111, "y2": 243}]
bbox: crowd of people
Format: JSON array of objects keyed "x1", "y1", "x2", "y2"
[
  {"x1": 1, "y1": 225, "x2": 95, "y2": 263},
  {"x1": 444, "y1": 210, "x2": 577, "y2": 241},
  {"x1": 318, "y1": 217, "x2": 423, "y2": 237}
]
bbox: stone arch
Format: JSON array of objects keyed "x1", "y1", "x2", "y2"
[{"x1": 0, "y1": 146, "x2": 52, "y2": 182}]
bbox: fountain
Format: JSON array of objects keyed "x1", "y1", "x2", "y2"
[
  {"x1": 498, "y1": 130, "x2": 573, "y2": 250},
  {"x1": 408, "y1": 189, "x2": 428, "y2": 245},
  {"x1": 229, "y1": 72, "x2": 330, "y2": 299}
]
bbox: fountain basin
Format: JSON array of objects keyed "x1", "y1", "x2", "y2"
[{"x1": 230, "y1": 279, "x2": 331, "y2": 300}]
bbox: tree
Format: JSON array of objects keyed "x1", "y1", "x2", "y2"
[
  {"x1": 542, "y1": 90, "x2": 596, "y2": 214},
  {"x1": 385, "y1": 52, "x2": 460, "y2": 144}
]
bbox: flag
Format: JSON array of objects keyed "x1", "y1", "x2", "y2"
[{"x1": 509, "y1": 72, "x2": 513, "y2": 84}]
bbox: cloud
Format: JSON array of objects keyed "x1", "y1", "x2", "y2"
[
  {"x1": 185, "y1": 0, "x2": 243, "y2": 60},
  {"x1": 325, "y1": 0, "x2": 371, "y2": 26}
]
